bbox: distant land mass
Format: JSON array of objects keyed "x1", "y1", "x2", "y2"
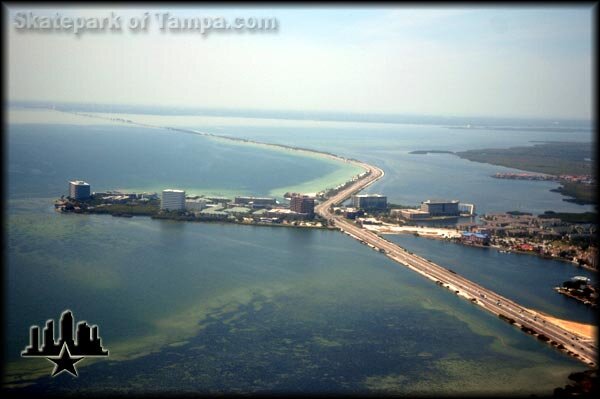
[
  {"x1": 448, "y1": 126, "x2": 591, "y2": 133},
  {"x1": 411, "y1": 142, "x2": 596, "y2": 206},
  {"x1": 454, "y1": 142, "x2": 594, "y2": 177},
  {"x1": 408, "y1": 150, "x2": 455, "y2": 155},
  {"x1": 9, "y1": 101, "x2": 593, "y2": 130}
]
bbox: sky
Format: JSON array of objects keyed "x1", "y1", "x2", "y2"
[{"x1": 4, "y1": 5, "x2": 595, "y2": 120}]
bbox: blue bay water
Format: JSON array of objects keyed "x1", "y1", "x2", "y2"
[
  {"x1": 386, "y1": 234, "x2": 596, "y2": 324},
  {"x1": 4, "y1": 110, "x2": 595, "y2": 394}
]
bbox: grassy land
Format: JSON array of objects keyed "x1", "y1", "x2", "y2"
[
  {"x1": 538, "y1": 211, "x2": 597, "y2": 224},
  {"x1": 90, "y1": 203, "x2": 160, "y2": 216},
  {"x1": 455, "y1": 142, "x2": 593, "y2": 176},
  {"x1": 550, "y1": 182, "x2": 597, "y2": 205},
  {"x1": 454, "y1": 142, "x2": 595, "y2": 205},
  {"x1": 408, "y1": 150, "x2": 454, "y2": 155}
]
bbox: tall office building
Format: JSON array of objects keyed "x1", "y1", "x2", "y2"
[
  {"x1": 69, "y1": 180, "x2": 90, "y2": 200},
  {"x1": 161, "y1": 189, "x2": 186, "y2": 211},
  {"x1": 290, "y1": 194, "x2": 315, "y2": 217},
  {"x1": 351, "y1": 194, "x2": 387, "y2": 210}
]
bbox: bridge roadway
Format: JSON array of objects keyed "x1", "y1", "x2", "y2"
[{"x1": 316, "y1": 162, "x2": 597, "y2": 367}]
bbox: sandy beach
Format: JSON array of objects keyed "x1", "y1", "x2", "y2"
[
  {"x1": 526, "y1": 308, "x2": 597, "y2": 340},
  {"x1": 363, "y1": 224, "x2": 462, "y2": 239},
  {"x1": 541, "y1": 315, "x2": 596, "y2": 340}
]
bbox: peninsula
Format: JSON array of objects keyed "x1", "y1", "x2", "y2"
[{"x1": 410, "y1": 142, "x2": 596, "y2": 205}]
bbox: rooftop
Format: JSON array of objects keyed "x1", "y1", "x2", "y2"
[
  {"x1": 400, "y1": 209, "x2": 429, "y2": 214},
  {"x1": 235, "y1": 196, "x2": 275, "y2": 200},
  {"x1": 423, "y1": 199, "x2": 459, "y2": 204},
  {"x1": 225, "y1": 207, "x2": 252, "y2": 214},
  {"x1": 70, "y1": 180, "x2": 89, "y2": 186},
  {"x1": 185, "y1": 198, "x2": 205, "y2": 203},
  {"x1": 571, "y1": 276, "x2": 591, "y2": 282},
  {"x1": 268, "y1": 208, "x2": 297, "y2": 214},
  {"x1": 199, "y1": 209, "x2": 228, "y2": 215},
  {"x1": 461, "y1": 232, "x2": 489, "y2": 239}
]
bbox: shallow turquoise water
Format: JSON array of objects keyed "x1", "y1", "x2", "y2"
[{"x1": 7, "y1": 123, "x2": 360, "y2": 200}]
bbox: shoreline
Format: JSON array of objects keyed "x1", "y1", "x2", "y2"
[
  {"x1": 409, "y1": 147, "x2": 595, "y2": 206},
  {"x1": 68, "y1": 110, "x2": 367, "y2": 198},
  {"x1": 525, "y1": 308, "x2": 596, "y2": 340},
  {"x1": 372, "y1": 228, "x2": 596, "y2": 273},
  {"x1": 554, "y1": 287, "x2": 597, "y2": 309},
  {"x1": 315, "y1": 156, "x2": 596, "y2": 366}
]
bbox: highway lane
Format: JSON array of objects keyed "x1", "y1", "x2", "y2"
[{"x1": 316, "y1": 162, "x2": 597, "y2": 367}]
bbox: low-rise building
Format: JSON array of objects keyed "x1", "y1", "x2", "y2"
[
  {"x1": 224, "y1": 206, "x2": 253, "y2": 217},
  {"x1": 571, "y1": 276, "x2": 591, "y2": 284},
  {"x1": 357, "y1": 217, "x2": 383, "y2": 225},
  {"x1": 185, "y1": 198, "x2": 206, "y2": 211},
  {"x1": 518, "y1": 243, "x2": 535, "y2": 251},
  {"x1": 234, "y1": 196, "x2": 277, "y2": 208},
  {"x1": 396, "y1": 208, "x2": 430, "y2": 220},
  {"x1": 265, "y1": 208, "x2": 305, "y2": 220},
  {"x1": 197, "y1": 208, "x2": 229, "y2": 220},
  {"x1": 139, "y1": 192, "x2": 159, "y2": 200},
  {"x1": 206, "y1": 196, "x2": 232, "y2": 204},
  {"x1": 460, "y1": 232, "x2": 490, "y2": 245},
  {"x1": 339, "y1": 207, "x2": 364, "y2": 219},
  {"x1": 104, "y1": 195, "x2": 130, "y2": 204}
]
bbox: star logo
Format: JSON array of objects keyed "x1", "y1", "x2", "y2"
[
  {"x1": 47, "y1": 343, "x2": 83, "y2": 377},
  {"x1": 21, "y1": 310, "x2": 109, "y2": 377}
]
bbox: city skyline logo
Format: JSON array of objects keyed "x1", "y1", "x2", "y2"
[{"x1": 21, "y1": 310, "x2": 109, "y2": 377}]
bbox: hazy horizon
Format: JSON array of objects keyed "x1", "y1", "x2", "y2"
[
  {"x1": 9, "y1": 100, "x2": 594, "y2": 126},
  {"x1": 5, "y1": 5, "x2": 595, "y2": 120}
]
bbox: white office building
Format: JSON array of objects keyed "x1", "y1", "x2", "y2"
[
  {"x1": 351, "y1": 194, "x2": 387, "y2": 210},
  {"x1": 161, "y1": 189, "x2": 185, "y2": 211},
  {"x1": 69, "y1": 180, "x2": 90, "y2": 200}
]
